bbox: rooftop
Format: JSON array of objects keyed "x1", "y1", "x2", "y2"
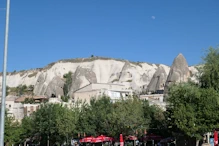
[
  {"x1": 6, "y1": 95, "x2": 19, "y2": 101},
  {"x1": 15, "y1": 95, "x2": 48, "y2": 103}
]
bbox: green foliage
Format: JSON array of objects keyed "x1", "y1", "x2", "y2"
[
  {"x1": 28, "y1": 85, "x2": 34, "y2": 91},
  {"x1": 28, "y1": 72, "x2": 37, "y2": 78},
  {"x1": 63, "y1": 71, "x2": 72, "y2": 96},
  {"x1": 31, "y1": 104, "x2": 77, "y2": 145},
  {"x1": 61, "y1": 95, "x2": 70, "y2": 102},
  {"x1": 76, "y1": 96, "x2": 163, "y2": 138},
  {"x1": 136, "y1": 62, "x2": 143, "y2": 68},
  {"x1": 198, "y1": 47, "x2": 219, "y2": 91},
  {"x1": 62, "y1": 72, "x2": 73, "y2": 102},
  {"x1": 76, "y1": 100, "x2": 97, "y2": 136},
  {"x1": 164, "y1": 48, "x2": 219, "y2": 142},
  {"x1": 8, "y1": 84, "x2": 33, "y2": 96},
  {"x1": 6, "y1": 86, "x2": 9, "y2": 96},
  {"x1": 14, "y1": 96, "x2": 165, "y2": 145},
  {"x1": 167, "y1": 83, "x2": 219, "y2": 140},
  {"x1": 4, "y1": 112, "x2": 22, "y2": 145},
  {"x1": 90, "y1": 96, "x2": 115, "y2": 136},
  {"x1": 55, "y1": 105, "x2": 76, "y2": 145},
  {"x1": 20, "y1": 116, "x2": 34, "y2": 142},
  {"x1": 22, "y1": 98, "x2": 35, "y2": 104},
  {"x1": 113, "y1": 97, "x2": 145, "y2": 136},
  {"x1": 18, "y1": 85, "x2": 27, "y2": 95}
]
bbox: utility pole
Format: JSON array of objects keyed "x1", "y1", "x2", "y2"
[{"x1": 0, "y1": 0, "x2": 10, "y2": 146}]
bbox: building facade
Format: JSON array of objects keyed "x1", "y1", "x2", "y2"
[
  {"x1": 5, "y1": 96, "x2": 24, "y2": 121},
  {"x1": 139, "y1": 94, "x2": 166, "y2": 110},
  {"x1": 73, "y1": 83, "x2": 132, "y2": 103}
]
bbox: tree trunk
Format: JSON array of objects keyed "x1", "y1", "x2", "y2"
[
  {"x1": 67, "y1": 134, "x2": 69, "y2": 146},
  {"x1": 196, "y1": 140, "x2": 199, "y2": 146},
  {"x1": 207, "y1": 132, "x2": 210, "y2": 143},
  {"x1": 47, "y1": 135, "x2": 50, "y2": 146}
]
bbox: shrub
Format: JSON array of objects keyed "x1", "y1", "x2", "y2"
[{"x1": 28, "y1": 72, "x2": 37, "y2": 78}]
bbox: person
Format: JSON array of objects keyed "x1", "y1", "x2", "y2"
[{"x1": 75, "y1": 142, "x2": 78, "y2": 146}]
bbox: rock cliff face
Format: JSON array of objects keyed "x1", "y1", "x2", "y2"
[
  {"x1": 0, "y1": 55, "x2": 198, "y2": 98},
  {"x1": 118, "y1": 61, "x2": 144, "y2": 91},
  {"x1": 44, "y1": 76, "x2": 65, "y2": 97},
  {"x1": 33, "y1": 73, "x2": 47, "y2": 95},
  {"x1": 146, "y1": 65, "x2": 168, "y2": 93},
  {"x1": 164, "y1": 53, "x2": 191, "y2": 97},
  {"x1": 68, "y1": 66, "x2": 97, "y2": 96},
  {"x1": 0, "y1": 57, "x2": 167, "y2": 97}
]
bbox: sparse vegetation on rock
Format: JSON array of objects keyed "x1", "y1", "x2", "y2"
[
  {"x1": 28, "y1": 72, "x2": 37, "y2": 78},
  {"x1": 22, "y1": 97, "x2": 35, "y2": 104},
  {"x1": 111, "y1": 78, "x2": 119, "y2": 83},
  {"x1": 63, "y1": 71, "x2": 72, "y2": 96},
  {"x1": 8, "y1": 85, "x2": 34, "y2": 96},
  {"x1": 62, "y1": 71, "x2": 72, "y2": 102}
]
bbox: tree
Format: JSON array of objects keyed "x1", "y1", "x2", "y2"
[
  {"x1": 63, "y1": 71, "x2": 72, "y2": 95},
  {"x1": 18, "y1": 85, "x2": 27, "y2": 96},
  {"x1": 198, "y1": 47, "x2": 219, "y2": 91},
  {"x1": 147, "y1": 104, "x2": 167, "y2": 136},
  {"x1": 15, "y1": 95, "x2": 168, "y2": 145},
  {"x1": 33, "y1": 104, "x2": 59, "y2": 145},
  {"x1": 166, "y1": 83, "x2": 219, "y2": 145},
  {"x1": 196, "y1": 88, "x2": 219, "y2": 134},
  {"x1": 6, "y1": 86, "x2": 9, "y2": 96},
  {"x1": 75, "y1": 96, "x2": 159, "y2": 138},
  {"x1": 63, "y1": 72, "x2": 72, "y2": 102},
  {"x1": 76, "y1": 99, "x2": 98, "y2": 136},
  {"x1": 112, "y1": 97, "x2": 145, "y2": 137},
  {"x1": 6, "y1": 85, "x2": 32, "y2": 96},
  {"x1": 55, "y1": 105, "x2": 76, "y2": 145},
  {"x1": 22, "y1": 98, "x2": 35, "y2": 104},
  {"x1": 89, "y1": 96, "x2": 115, "y2": 136},
  {"x1": 61, "y1": 95, "x2": 70, "y2": 102},
  {"x1": 4, "y1": 113, "x2": 22, "y2": 145},
  {"x1": 31, "y1": 103, "x2": 78, "y2": 145},
  {"x1": 20, "y1": 116, "x2": 34, "y2": 143}
]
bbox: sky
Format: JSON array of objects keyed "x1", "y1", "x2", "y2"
[{"x1": 0, "y1": 0, "x2": 219, "y2": 72}]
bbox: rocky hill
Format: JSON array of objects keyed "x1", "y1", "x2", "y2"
[{"x1": 0, "y1": 55, "x2": 198, "y2": 98}]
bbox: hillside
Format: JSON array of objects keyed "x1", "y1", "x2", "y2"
[
  {"x1": 0, "y1": 57, "x2": 170, "y2": 97},
  {"x1": 0, "y1": 56, "x2": 197, "y2": 98}
]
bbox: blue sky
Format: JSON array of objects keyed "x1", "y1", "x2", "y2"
[{"x1": 0, "y1": 0, "x2": 219, "y2": 71}]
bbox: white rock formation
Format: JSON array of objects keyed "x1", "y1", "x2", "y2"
[
  {"x1": 164, "y1": 53, "x2": 192, "y2": 98},
  {"x1": 0, "y1": 58, "x2": 170, "y2": 97},
  {"x1": 0, "y1": 57, "x2": 198, "y2": 98}
]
